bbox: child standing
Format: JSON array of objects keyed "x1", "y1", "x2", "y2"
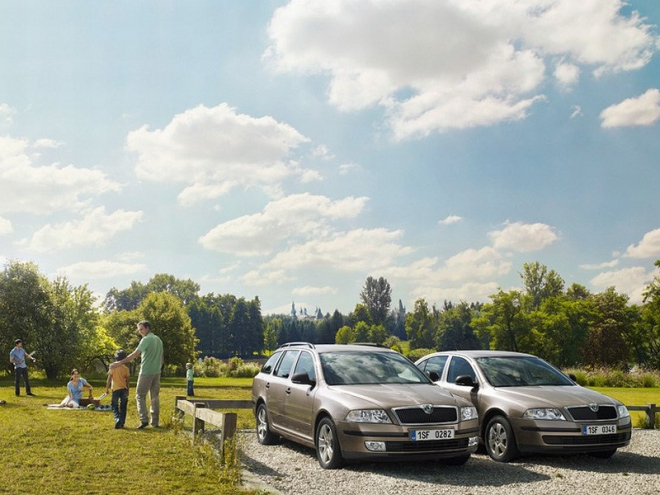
[
  {"x1": 186, "y1": 362, "x2": 194, "y2": 397},
  {"x1": 106, "y1": 349, "x2": 130, "y2": 429}
]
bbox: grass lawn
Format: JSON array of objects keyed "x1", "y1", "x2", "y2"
[
  {"x1": 0, "y1": 375, "x2": 258, "y2": 495},
  {"x1": 590, "y1": 387, "x2": 660, "y2": 427}
]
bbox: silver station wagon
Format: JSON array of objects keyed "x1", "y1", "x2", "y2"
[
  {"x1": 252, "y1": 343, "x2": 480, "y2": 468},
  {"x1": 415, "y1": 350, "x2": 632, "y2": 462}
]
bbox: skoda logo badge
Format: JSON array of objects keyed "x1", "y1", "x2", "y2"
[
  {"x1": 422, "y1": 404, "x2": 433, "y2": 415},
  {"x1": 589, "y1": 403, "x2": 599, "y2": 412}
]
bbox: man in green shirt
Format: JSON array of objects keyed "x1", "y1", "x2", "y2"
[{"x1": 110, "y1": 320, "x2": 164, "y2": 429}]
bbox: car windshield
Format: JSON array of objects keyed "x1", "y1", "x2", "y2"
[
  {"x1": 320, "y1": 351, "x2": 430, "y2": 385},
  {"x1": 475, "y1": 356, "x2": 574, "y2": 387}
]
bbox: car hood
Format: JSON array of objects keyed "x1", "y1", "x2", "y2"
[
  {"x1": 492, "y1": 385, "x2": 619, "y2": 409},
  {"x1": 330, "y1": 383, "x2": 465, "y2": 409}
]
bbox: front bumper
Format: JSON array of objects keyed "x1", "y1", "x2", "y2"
[
  {"x1": 514, "y1": 418, "x2": 632, "y2": 454},
  {"x1": 336, "y1": 420, "x2": 480, "y2": 460}
]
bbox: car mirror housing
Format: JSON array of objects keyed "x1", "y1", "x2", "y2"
[
  {"x1": 427, "y1": 371, "x2": 440, "y2": 382},
  {"x1": 291, "y1": 372, "x2": 316, "y2": 387},
  {"x1": 455, "y1": 375, "x2": 478, "y2": 389}
]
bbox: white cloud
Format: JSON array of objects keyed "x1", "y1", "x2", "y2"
[
  {"x1": 412, "y1": 281, "x2": 500, "y2": 306},
  {"x1": 0, "y1": 136, "x2": 121, "y2": 215},
  {"x1": 590, "y1": 266, "x2": 651, "y2": 304},
  {"x1": 439, "y1": 215, "x2": 462, "y2": 225},
  {"x1": 292, "y1": 285, "x2": 338, "y2": 296},
  {"x1": 33, "y1": 138, "x2": 63, "y2": 149},
  {"x1": 56, "y1": 260, "x2": 147, "y2": 280},
  {"x1": 0, "y1": 216, "x2": 12, "y2": 235},
  {"x1": 311, "y1": 144, "x2": 335, "y2": 160},
  {"x1": 600, "y1": 88, "x2": 660, "y2": 128},
  {"x1": 624, "y1": 228, "x2": 660, "y2": 258},
  {"x1": 199, "y1": 193, "x2": 368, "y2": 255},
  {"x1": 554, "y1": 61, "x2": 580, "y2": 88},
  {"x1": 489, "y1": 221, "x2": 559, "y2": 252},
  {"x1": 28, "y1": 207, "x2": 144, "y2": 252},
  {"x1": 0, "y1": 103, "x2": 16, "y2": 127},
  {"x1": 267, "y1": 0, "x2": 657, "y2": 139},
  {"x1": 579, "y1": 259, "x2": 619, "y2": 270},
  {"x1": 127, "y1": 103, "x2": 313, "y2": 206},
  {"x1": 570, "y1": 105, "x2": 583, "y2": 119},
  {"x1": 339, "y1": 163, "x2": 359, "y2": 175}
]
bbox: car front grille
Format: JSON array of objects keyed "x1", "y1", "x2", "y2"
[
  {"x1": 385, "y1": 437, "x2": 469, "y2": 452},
  {"x1": 542, "y1": 431, "x2": 631, "y2": 446},
  {"x1": 393, "y1": 406, "x2": 457, "y2": 424},
  {"x1": 566, "y1": 405, "x2": 618, "y2": 421}
]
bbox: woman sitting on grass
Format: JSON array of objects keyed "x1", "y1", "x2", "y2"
[{"x1": 59, "y1": 369, "x2": 93, "y2": 408}]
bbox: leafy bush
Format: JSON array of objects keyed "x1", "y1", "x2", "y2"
[
  {"x1": 195, "y1": 356, "x2": 259, "y2": 378},
  {"x1": 564, "y1": 367, "x2": 660, "y2": 388},
  {"x1": 405, "y1": 348, "x2": 437, "y2": 362}
]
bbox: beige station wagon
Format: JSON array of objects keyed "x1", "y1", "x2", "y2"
[
  {"x1": 252, "y1": 343, "x2": 480, "y2": 469},
  {"x1": 415, "y1": 350, "x2": 632, "y2": 462}
]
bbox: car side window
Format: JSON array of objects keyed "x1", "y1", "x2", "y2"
[
  {"x1": 261, "y1": 352, "x2": 283, "y2": 375},
  {"x1": 422, "y1": 356, "x2": 448, "y2": 380},
  {"x1": 274, "y1": 350, "x2": 300, "y2": 379},
  {"x1": 292, "y1": 351, "x2": 316, "y2": 382},
  {"x1": 446, "y1": 356, "x2": 476, "y2": 383}
]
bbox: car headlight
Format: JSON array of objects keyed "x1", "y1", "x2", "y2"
[
  {"x1": 522, "y1": 408, "x2": 566, "y2": 420},
  {"x1": 618, "y1": 405, "x2": 630, "y2": 419},
  {"x1": 346, "y1": 409, "x2": 392, "y2": 423},
  {"x1": 461, "y1": 406, "x2": 478, "y2": 421}
]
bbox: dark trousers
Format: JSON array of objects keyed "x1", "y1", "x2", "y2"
[
  {"x1": 112, "y1": 388, "x2": 129, "y2": 426},
  {"x1": 187, "y1": 380, "x2": 194, "y2": 396},
  {"x1": 14, "y1": 367, "x2": 31, "y2": 395}
]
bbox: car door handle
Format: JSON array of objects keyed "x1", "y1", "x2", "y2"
[{"x1": 285, "y1": 387, "x2": 291, "y2": 395}]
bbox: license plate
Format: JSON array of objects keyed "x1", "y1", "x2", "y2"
[
  {"x1": 582, "y1": 424, "x2": 617, "y2": 435},
  {"x1": 410, "y1": 429, "x2": 455, "y2": 441}
]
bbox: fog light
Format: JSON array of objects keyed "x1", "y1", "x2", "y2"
[
  {"x1": 365, "y1": 441, "x2": 386, "y2": 452},
  {"x1": 468, "y1": 436, "x2": 479, "y2": 447}
]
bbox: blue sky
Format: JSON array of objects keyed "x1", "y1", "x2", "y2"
[{"x1": 1, "y1": 0, "x2": 659, "y2": 316}]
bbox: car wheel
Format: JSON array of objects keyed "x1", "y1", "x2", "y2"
[
  {"x1": 443, "y1": 454, "x2": 471, "y2": 466},
  {"x1": 315, "y1": 417, "x2": 345, "y2": 469},
  {"x1": 589, "y1": 449, "x2": 617, "y2": 459},
  {"x1": 485, "y1": 415, "x2": 519, "y2": 462},
  {"x1": 256, "y1": 403, "x2": 279, "y2": 445}
]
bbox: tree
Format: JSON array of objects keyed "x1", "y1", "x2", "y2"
[
  {"x1": 438, "y1": 302, "x2": 481, "y2": 351},
  {"x1": 104, "y1": 274, "x2": 200, "y2": 311},
  {"x1": 475, "y1": 290, "x2": 530, "y2": 352},
  {"x1": 138, "y1": 292, "x2": 198, "y2": 370},
  {"x1": 359, "y1": 276, "x2": 392, "y2": 325},
  {"x1": 520, "y1": 262, "x2": 564, "y2": 310},
  {"x1": 405, "y1": 299, "x2": 437, "y2": 350}
]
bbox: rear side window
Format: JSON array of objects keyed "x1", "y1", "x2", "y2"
[
  {"x1": 261, "y1": 352, "x2": 282, "y2": 375},
  {"x1": 275, "y1": 350, "x2": 300, "y2": 379},
  {"x1": 446, "y1": 356, "x2": 476, "y2": 383},
  {"x1": 420, "y1": 355, "x2": 448, "y2": 379}
]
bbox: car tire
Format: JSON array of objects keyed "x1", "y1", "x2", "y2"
[
  {"x1": 315, "y1": 417, "x2": 345, "y2": 469},
  {"x1": 256, "y1": 403, "x2": 279, "y2": 445},
  {"x1": 485, "y1": 415, "x2": 519, "y2": 462},
  {"x1": 443, "y1": 454, "x2": 471, "y2": 466},
  {"x1": 589, "y1": 449, "x2": 617, "y2": 459}
]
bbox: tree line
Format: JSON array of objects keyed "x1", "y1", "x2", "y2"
[{"x1": 2, "y1": 260, "x2": 659, "y2": 378}]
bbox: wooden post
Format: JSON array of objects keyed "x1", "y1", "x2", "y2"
[
  {"x1": 174, "y1": 396, "x2": 186, "y2": 421},
  {"x1": 646, "y1": 403, "x2": 657, "y2": 429},
  {"x1": 192, "y1": 403, "x2": 207, "y2": 443}
]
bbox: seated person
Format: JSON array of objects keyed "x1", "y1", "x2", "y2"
[{"x1": 59, "y1": 368, "x2": 93, "y2": 408}]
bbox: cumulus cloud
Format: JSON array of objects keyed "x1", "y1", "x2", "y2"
[
  {"x1": 590, "y1": 266, "x2": 652, "y2": 304},
  {"x1": 579, "y1": 259, "x2": 619, "y2": 270},
  {"x1": 0, "y1": 216, "x2": 12, "y2": 235},
  {"x1": 199, "y1": 193, "x2": 368, "y2": 255},
  {"x1": 0, "y1": 136, "x2": 121, "y2": 215},
  {"x1": 439, "y1": 215, "x2": 462, "y2": 225},
  {"x1": 600, "y1": 88, "x2": 660, "y2": 128},
  {"x1": 489, "y1": 221, "x2": 559, "y2": 252},
  {"x1": 56, "y1": 260, "x2": 147, "y2": 280},
  {"x1": 127, "y1": 103, "x2": 313, "y2": 206},
  {"x1": 28, "y1": 207, "x2": 144, "y2": 252},
  {"x1": 624, "y1": 228, "x2": 660, "y2": 258},
  {"x1": 292, "y1": 285, "x2": 338, "y2": 296},
  {"x1": 0, "y1": 103, "x2": 16, "y2": 127},
  {"x1": 412, "y1": 281, "x2": 500, "y2": 306},
  {"x1": 266, "y1": 0, "x2": 657, "y2": 139}
]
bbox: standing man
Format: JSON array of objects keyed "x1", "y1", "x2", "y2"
[
  {"x1": 110, "y1": 320, "x2": 163, "y2": 429},
  {"x1": 9, "y1": 339, "x2": 36, "y2": 396}
]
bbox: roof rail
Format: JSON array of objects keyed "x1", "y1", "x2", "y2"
[
  {"x1": 279, "y1": 342, "x2": 315, "y2": 349},
  {"x1": 352, "y1": 342, "x2": 388, "y2": 348}
]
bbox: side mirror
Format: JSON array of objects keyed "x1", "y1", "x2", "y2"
[
  {"x1": 568, "y1": 373, "x2": 577, "y2": 383},
  {"x1": 291, "y1": 372, "x2": 316, "y2": 387},
  {"x1": 455, "y1": 375, "x2": 479, "y2": 389},
  {"x1": 427, "y1": 371, "x2": 440, "y2": 382}
]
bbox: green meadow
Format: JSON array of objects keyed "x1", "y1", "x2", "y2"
[{"x1": 0, "y1": 376, "x2": 256, "y2": 495}]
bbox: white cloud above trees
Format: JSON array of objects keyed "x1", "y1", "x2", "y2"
[{"x1": 600, "y1": 88, "x2": 660, "y2": 128}]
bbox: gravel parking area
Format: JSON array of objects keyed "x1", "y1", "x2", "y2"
[{"x1": 239, "y1": 429, "x2": 660, "y2": 494}]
